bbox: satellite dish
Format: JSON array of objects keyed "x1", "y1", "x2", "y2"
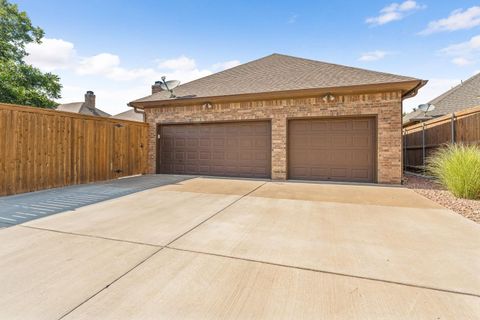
[
  {"x1": 418, "y1": 103, "x2": 435, "y2": 113},
  {"x1": 160, "y1": 76, "x2": 180, "y2": 98},
  {"x1": 160, "y1": 80, "x2": 180, "y2": 91}
]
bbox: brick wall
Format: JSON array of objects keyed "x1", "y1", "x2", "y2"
[{"x1": 144, "y1": 91, "x2": 403, "y2": 184}]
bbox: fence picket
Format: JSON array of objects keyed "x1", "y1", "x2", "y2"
[{"x1": 0, "y1": 103, "x2": 148, "y2": 196}]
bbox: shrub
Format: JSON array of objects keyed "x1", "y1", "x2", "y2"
[{"x1": 427, "y1": 144, "x2": 480, "y2": 199}]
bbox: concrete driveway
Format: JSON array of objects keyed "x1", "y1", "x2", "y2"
[{"x1": 0, "y1": 176, "x2": 479, "y2": 319}]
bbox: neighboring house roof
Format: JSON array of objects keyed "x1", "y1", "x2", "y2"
[
  {"x1": 131, "y1": 53, "x2": 423, "y2": 106},
  {"x1": 56, "y1": 102, "x2": 84, "y2": 113},
  {"x1": 113, "y1": 109, "x2": 144, "y2": 122},
  {"x1": 57, "y1": 102, "x2": 111, "y2": 117},
  {"x1": 403, "y1": 72, "x2": 480, "y2": 126},
  {"x1": 56, "y1": 91, "x2": 111, "y2": 117}
]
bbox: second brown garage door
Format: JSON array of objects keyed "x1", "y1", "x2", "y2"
[
  {"x1": 158, "y1": 121, "x2": 271, "y2": 178},
  {"x1": 288, "y1": 117, "x2": 376, "y2": 182}
]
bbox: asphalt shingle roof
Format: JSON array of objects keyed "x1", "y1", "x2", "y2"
[
  {"x1": 403, "y1": 72, "x2": 480, "y2": 125},
  {"x1": 132, "y1": 53, "x2": 420, "y2": 104},
  {"x1": 56, "y1": 102, "x2": 111, "y2": 117},
  {"x1": 113, "y1": 109, "x2": 144, "y2": 122}
]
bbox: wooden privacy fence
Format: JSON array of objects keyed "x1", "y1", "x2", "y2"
[
  {"x1": 0, "y1": 103, "x2": 149, "y2": 196},
  {"x1": 403, "y1": 105, "x2": 480, "y2": 170}
]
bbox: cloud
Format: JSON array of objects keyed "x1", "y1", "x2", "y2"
[
  {"x1": 25, "y1": 38, "x2": 76, "y2": 71},
  {"x1": 212, "y1": 60, "x2": 241, "y2": 71},
  {"x1": 157, "y1": 56, "x2": 213, "y2": 83},
  {"x1": 452, "y1": 57, "x2": 472, "y2": 66},
  {"x1": 420, "y1": 6, "x2": 480, "y2": 35},
  {"x1": 156, "y1": 57, "x2": 240, "y2": 83},
  {"x1": 403, "y1": 78, "x2": 461, "y2": 112},
  {"x1": 76, "y1": 53, "x2": 121, "y2": 75},
  {"x1": 76, "y1": 53, "x2": 156, "y2": 81},
  {"x1": 358, "y1": 50, "x2": 389, "y2": 61},
  {"x1": 288, "y1": 14, "x2": 299, "y2": 24},
  {"x1": 25, "y1": 37, "x2": 241, "y2": 113},
  {"x1": 26, "y1": 38, "x2": 240, "y2": 84},
  {"x1": 440, "y1": 34, "x2": 480, "y2": 66},
  {"x1": 366, "y1": 0, "x2": 424, "y2": 26},
  {"x1": 157, "y1": 55, "x2": 196, "y2": 71}
]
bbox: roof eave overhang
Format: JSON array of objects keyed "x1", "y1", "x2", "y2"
[
  {"x1": 402, "y1": 79, "x2": 428, "y2": 100},
  {"x1": 129, "y1": 80, "x2": 426, "y2": 109}
]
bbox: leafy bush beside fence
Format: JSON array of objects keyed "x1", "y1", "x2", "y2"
[{"x1": 427, "y1": 144, "x2": 480, "y2": 199}]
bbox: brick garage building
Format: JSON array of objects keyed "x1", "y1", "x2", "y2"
[{"x1": 130, "y1": 54, "x2": 426, "y2": 184}]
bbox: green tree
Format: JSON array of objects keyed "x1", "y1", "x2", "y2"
[{"x1": 0, "y1": 0, "x2": 61, "y2": 108}]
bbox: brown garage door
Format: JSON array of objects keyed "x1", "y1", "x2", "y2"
[
  {"x1": 159, "y1": 121, "x2": 271, "y2": 178},
  {"x1": 288, "y1": 117, "x2": 376, "y2": 182}
]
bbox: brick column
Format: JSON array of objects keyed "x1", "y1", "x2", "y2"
[
  {"x1": 271, "y1": 114, "x2": 287, "y2": 180},
  {"x1": 376, "y1": 101, "x2": 402, "y2": 184},
  {"x1": 145, "y1": 111, "x2": 157, "y2": 174}
]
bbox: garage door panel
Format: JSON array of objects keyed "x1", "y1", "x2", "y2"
[
  {"x1": 310, "y1": 167, "x2": 329, "y2": 178},
  {"x1": 353, "y1": 136, "x2": 370, "y2": 147},
  {"x1": 239, "y1": 138, "x2": 253, "y2": 148},
  {"x1": 289, "y1": 118, "x2": 375, "y2": 183},
  {"x1": 255, "y1": 152, "x2": 268, "y2": 161},
  {"x1": 310, "y1": 137, "x2": 331, "y2": 147},
  {"x1": 254, "y1": 124, "x2": 269, "y2": 134},
  {"x1": 160, "y1": 122, "x2": 271, "y2": 178},
  {"x1": 186, "y1": 139, "x2": 198, "y2": 148},
  {"x1": 353, "y1": 119, "x2": 371, "y2": 130},
  {"x1": 254, "y1": 139, "x2": 268, "y2": 148},
  {"x1": 198, "y1": 152, "x2": 211, "y2": 160},
  {"x1": 311, "y1": 121, "x2": 329, "y2": 131},
  {"x1": 330, "y1": 120, "x2": 351, "y2": 131},
  {"x1": 186, "y1": 152, "x2": 197, "y2": 160},
  {"x1": 199, "y1": 139, "x2": 210, "y2": 147},
  {"x1": 352, "y1": 168, "x2": 369, "y2": 179},
  {"x1": 331, "y1": 135, "x2": 350, "y2": 146},
  {"x1": 175, "y1": 138, "x2": 186, "y2": 147}
]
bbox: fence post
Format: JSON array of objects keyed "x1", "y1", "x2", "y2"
[
  {"x1": 422, "y1": 122, "x2": 426, "y2": 171},
  {"x1": 451, "y1": 112, "x2": 456, "y2": 143}
]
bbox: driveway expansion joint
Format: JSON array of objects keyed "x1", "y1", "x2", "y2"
[
  {"x1": 57, "y1": 246, "x2": 165, "y2": 320},
  {"x1": 54, "y1": 182, "x2": 268, "y2": 319},
  {"x1": 166, "y1": 246, "x2": 480, "y2": 299},
  {"x1": 164, "y1": 181, "x2": 268, "y2": 247},
  {"x1": 19, "y1": 225, "x2": 163, "y2": 248}
]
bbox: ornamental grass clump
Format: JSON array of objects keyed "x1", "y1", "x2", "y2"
[{"x1": 427, "y1": 144, "x2": 480, "y2": 199}]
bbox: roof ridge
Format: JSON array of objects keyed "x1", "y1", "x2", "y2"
[
  {"x1": 157, "y1": 53, "x2": 417, "y2": 95},
  {"x1": 269, "y1": 53, "x2": 417, "y2": 81},
  {"x1": 161, "y1": 54, "x2": 275, "y2": 89}
]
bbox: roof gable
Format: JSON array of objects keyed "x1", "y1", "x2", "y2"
[{"x1": 132, "y1": 53, "x2": 420, "y2": 104}]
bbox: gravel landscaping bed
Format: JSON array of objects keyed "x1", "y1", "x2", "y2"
[{"x1": 404, "y1": 173, "x2": 480, "y2": 224}]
